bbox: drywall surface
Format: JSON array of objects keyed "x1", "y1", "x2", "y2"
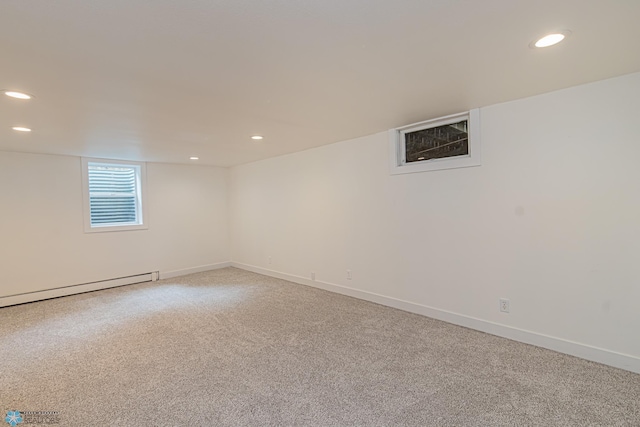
[
  {"x1": 0, "y1": 153, "x2": 230, "y2": 297},
  {"x1": 230, "y1": 72, "x2": 640, "y2": 362}
]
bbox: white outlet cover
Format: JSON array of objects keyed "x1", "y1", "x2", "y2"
[{"x1": 499, "y1": 298, "x2": 510, "y2": 313}]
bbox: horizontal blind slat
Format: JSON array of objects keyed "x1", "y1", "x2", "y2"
[{"x1": 88, "y1": 163, "x2": 141, "y2": 227}]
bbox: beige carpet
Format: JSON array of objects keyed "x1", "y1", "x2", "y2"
[{"x1": 1, "y1": 267, "x2": 639, "y2": 426}]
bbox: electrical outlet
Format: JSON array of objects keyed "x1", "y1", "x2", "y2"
[
  {"x1": 499, "y1": 298, "x2": 510, "y2": 313},
  {"x1": 311, "y1": 272, "x2": 316, "y2": 281},
  {"x1": 346, "y1": 270, "x2": 352, "y2": 280},
  {"x1": 268, "y1": 256, "x2": 272, "y2": 265}
]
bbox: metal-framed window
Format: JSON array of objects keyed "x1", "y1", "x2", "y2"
[{"x1": 81, "y1": 158, "x2": 147, "y2": 232}]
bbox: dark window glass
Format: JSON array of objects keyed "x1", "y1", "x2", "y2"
[{"x1": 404, "y1": 120, "x2": 468, "y2": 163}]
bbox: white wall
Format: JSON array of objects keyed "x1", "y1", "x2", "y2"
[
  {"x1": 230, "y1": 72, "x2": 640, "y2": 370},
  {"x1": 0, "y1": 152, "x2": 230, "y2": 297}
]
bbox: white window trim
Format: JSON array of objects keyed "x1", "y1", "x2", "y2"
[
  {"x1": 388, "y1": 108, "x2": 481, "y2": 175},
  {"x1": 81, "y1": 157, "x2": 148, "y2": 233}
]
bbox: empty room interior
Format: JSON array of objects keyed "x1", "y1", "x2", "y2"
[{"x1": 2, "y1": 1, "x2": 640, "y2": 426}]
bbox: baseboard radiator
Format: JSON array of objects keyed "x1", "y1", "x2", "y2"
[{"x1": 0, "y1": 271, "x2": 160, "y2": 308}]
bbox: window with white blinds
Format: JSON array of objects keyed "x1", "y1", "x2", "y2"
[{"x1": 82, "y1": 158, "x2": 147, "y2": 232}]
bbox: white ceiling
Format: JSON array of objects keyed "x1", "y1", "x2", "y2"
[{"x1": 1, "y1": 0, "x2": 639, "y2": 167}]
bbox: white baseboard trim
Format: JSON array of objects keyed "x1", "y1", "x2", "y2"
[
  {"x1": 0, "y1": 273, "x2": 153, "y2": 308},
  {"x1": 160, "y1": 262, "x2": 232, "y2": 280},
  {"x1": 232, "y1": 262, "x2": 640, "y2": 374},
  {"x1": 0, "y1": 262, "x2": 233, "y2": 308}
]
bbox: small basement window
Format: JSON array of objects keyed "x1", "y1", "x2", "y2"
[
  {"x1": 389, "y1": 109, "x2": 481, "y2": 174},
  {"x1": 81, "y1": 158, "x2": 148, "y2": 232}
]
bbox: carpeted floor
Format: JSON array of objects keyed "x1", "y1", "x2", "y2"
[{"x1": 1, "y1": 267, "x2": 639, "y2": 426}]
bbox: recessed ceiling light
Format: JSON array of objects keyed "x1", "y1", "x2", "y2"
[
  {"x1": 531, "y1": 31, "x2": 571, "y2": 48},
  {"x1": 189, "y1": 156, "x2": 199, "y2": 160},
  {"x1": 4, "y1": 91, "x2": 33, "y2": 100},
  {"x1": 12, "y1": 126, "x2": 32, "y2": 132},
  {"x1": 251, "y1": 135, "x2": 263, "y2": 140}
]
